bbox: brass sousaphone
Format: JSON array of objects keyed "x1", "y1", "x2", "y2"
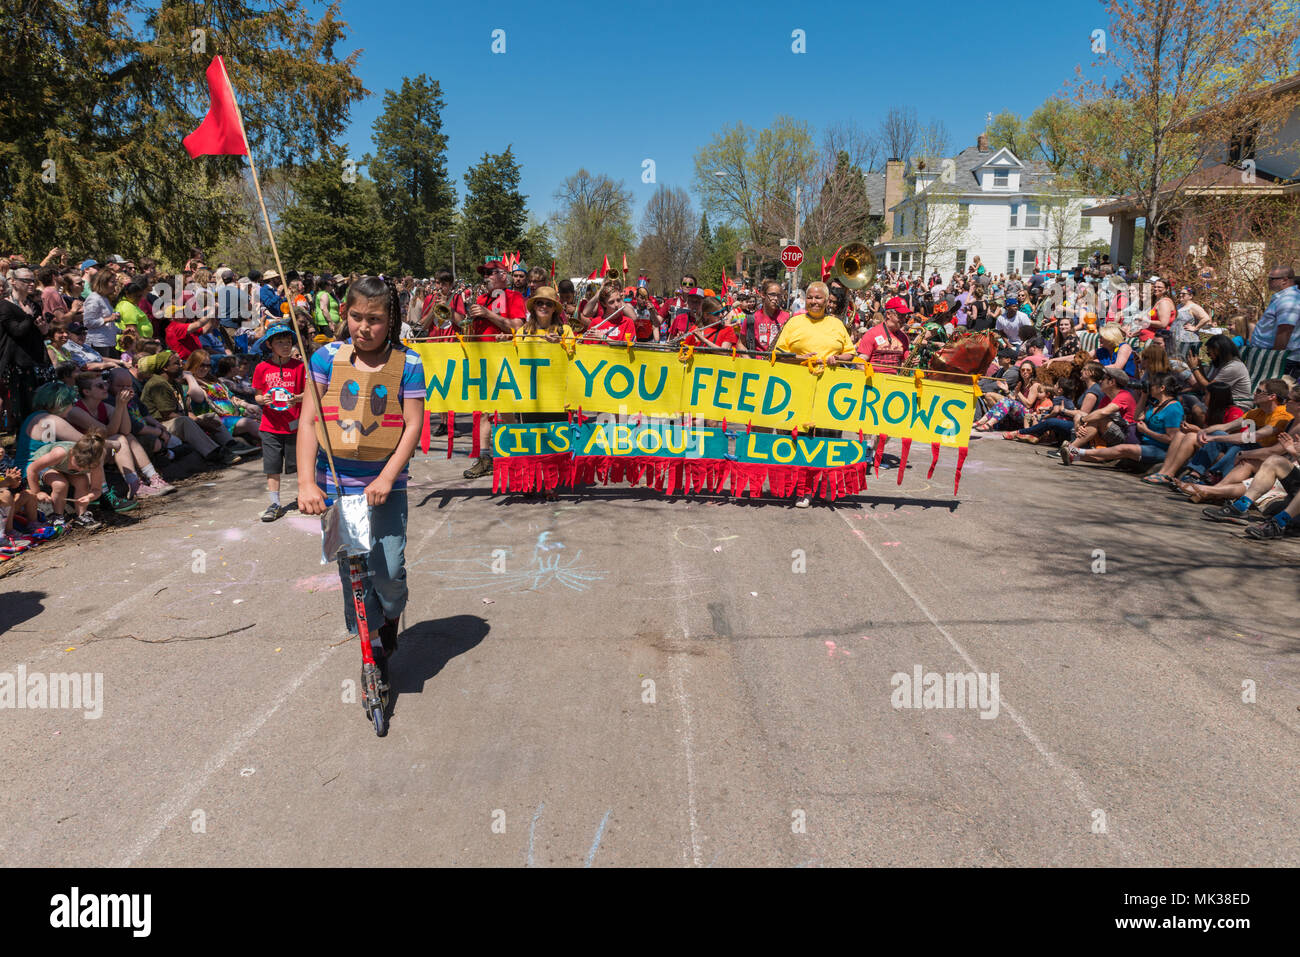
[{"x1": 831, "y1": 242, "x2": 876, "y2": 289}]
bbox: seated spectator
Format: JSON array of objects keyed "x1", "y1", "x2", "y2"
[
  {"x1": 117, "y1": 330, "x2": 142, "y2": 371},
  {"x1": 1059, "y1": 373, "x2": 1184, "y2": 468},
  {"x1": 974, "y1": 361, "x2": 1049, "y2": 431},
  {"x1": 1011, "y1": 368, "x2": 1095, "y2": 445},
  {"x1": 1020, "y1": 338, "x2": 1048, "y2": 367},
  {"x1": 65, "y1": 370, "x2": 175, "y2": 498},
  {"x1": 1059, "y1": 367, "x2": 1139, "y2": 459},
  {"x1": 115, "y1": 276, "x2": 153, "y2": 342},
  {"x1": 1095, "y1": 324, "x2": 1138, "y2": 378},
  {"x1": 181, "y1": 349, "x2": 262, "y2": 446},
  {"x1": 64, "y1": 321, "x2": 125, "y2": 371},
  {"x1": 24, "y1": 431, "x2": 109, "y2": 531},
  {"x1": 1152, "y1": 378, "x2": 1293, "y2": 484},
  {"x1": 106, "y1": 365, "x2": 175, "y2": 458},
  {"x1": 215, "y1": 355, "x2": 256, "y2": 402},
  {"x1": 1050, "y1": 316, "x2": 1081, "y2": 358},
  {"x1": 46, "y1": 321, "x2": 74, "y2": 365},
  {"x1": 1186, "y1": 334, "x2": 1251, "y2": 409},
  {"x1": 137, "y1": 350, "x2": 249, "y2": 466},
  {"x1": 1174, "y1": 388, "x2": 1300, "y2": 501},
  {"x1": 1196, "y1": 428, "x2": 1300, "y2": 536}
]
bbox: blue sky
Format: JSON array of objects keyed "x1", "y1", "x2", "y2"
[{"x1": 336, "y1": 0, "x2": 1108, "y2": 226}]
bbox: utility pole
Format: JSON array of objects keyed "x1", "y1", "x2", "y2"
[{"x1": 792, "y1": 183, "x2": 801, "y2": 300}]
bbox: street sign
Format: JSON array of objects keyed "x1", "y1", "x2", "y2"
[{"x1": 780, "y1": 244, "x2": 804, "y2": 269}]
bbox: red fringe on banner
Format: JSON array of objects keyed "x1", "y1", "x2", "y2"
[
  {"x1": 492, "y1": 452, "x2": 573, "y2": 493},
  {"x1": 420, "y1": 410, "x2": 431, "y2": 455},
  {"x1": 953, "y1": 446, "x2": 969, "y2": 495},
  {"x1": 897, "y1": 437, "x2": 911, "y2": 485},
  {"x1": 470, "y1": 411, "x2": 481, "y2": 459},
  {"x1": 873, "y1": 435, "x2": 888, "y2": 476},
  {"x1": 927, "y1": 441, "x2": 940, "y2": 479}
]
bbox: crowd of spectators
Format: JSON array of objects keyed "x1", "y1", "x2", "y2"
[{"x1": 3, "y1": 246, "x2": 1297, "y2": 557}]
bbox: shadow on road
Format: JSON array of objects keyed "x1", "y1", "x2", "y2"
[
  {"x1": 0, "y1": 590, "x2": 47, "y2": 634},
  {"x1": 388, "y1": 614, "x2": 490, "y2": 716}
]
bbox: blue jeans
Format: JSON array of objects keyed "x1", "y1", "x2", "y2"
[
  {"x1": 334, "y1": 490, "x2": 408, "y2": 653},
  {"x1": 1019, "y1": 417, "x2": 1074, "y2": 441},
  {"x1": 1186, "y1": 441, "x2": 1253, "y2": 479}
]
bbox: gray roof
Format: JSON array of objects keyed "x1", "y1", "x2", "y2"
[{"x1": 916, "y1": 146, "x2": 1059, "y2": 197}]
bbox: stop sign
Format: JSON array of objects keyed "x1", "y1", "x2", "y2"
[{"x1": 780, "y1": 244, "x2": 804, "y2": 269}]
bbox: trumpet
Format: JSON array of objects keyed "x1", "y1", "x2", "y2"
[{"x1": 831, "y1": 241, "x2": 876, "y2": 290}]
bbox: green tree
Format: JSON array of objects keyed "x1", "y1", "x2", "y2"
[
  {"x1": 0, "y1": 0, "x2": 365, "y2": 265},
  {"x1": 987, "y1": 111, "x2": 1039, "y2": 161},
  {"x1": 365, "y1": 74, "x2": 456, "y2": 275},
  {"x1": 691, "y1": 212, "x2": 715, "y2": 280},
  {"x1": 280, "y1": 151, "x2": 394, "y2": 274},
  {"x1": 460, "y1": 146, "x2": 528, "y2": 267},
  {"x1": 549, "y1": 169, "x2": 635, "y2": 278}
]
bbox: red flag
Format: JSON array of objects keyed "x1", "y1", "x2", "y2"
[
  {"x1": 550, "y1": 261, "x2": 556, "y2": 282},
  {"x1": 721, "y1": 265, "x2": 728, "y2": 293},
  {"x1": 183, "y1": 56, "x2": 249, "y2": 158},
  {"x1": 600, "y1": 254, "x2": 610, "y2": 276},
  {"x1": 587, "y1": 265, "x2": 600, "y2": 280},
  {"x1": 622, "y1": 252, "x2": 628, "y2": 273},
  {"x1": 820, "y1": 256, "x2": 829, "y2": 281}
]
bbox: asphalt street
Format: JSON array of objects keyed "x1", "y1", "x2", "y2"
[{"x1": 2, "y1": 431, "x2": 1297, "y2": 867}]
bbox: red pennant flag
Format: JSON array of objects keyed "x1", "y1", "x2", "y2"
[
  {"x1": 820, "y1": 256, "x2": 829, "y2": 281},
  {"x1": 550, "y1": 260, "x2": 556, "y2": 282},
  {"x1": 587, "y1": 265, "x2": 600, "y2": 280},
  {"x1": 600, "y1": 254, "x2": 610, "y2": 276},
  {"x1": 183, "y1": 56, "x2": 249, "y2": 158},
  {"x1": 830, "y1": 245, "x2": 842, "y2": 268},
  {"x1": 622, "y1": 252, "x2": 628, "y2": 273},
  {"x1": 721, "y1": 265, "x2": 728, "y2": 293}
]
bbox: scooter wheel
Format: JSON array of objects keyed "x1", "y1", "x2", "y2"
[{"x1": 371, "y1": 705, "x2": 387, "y2": 737}]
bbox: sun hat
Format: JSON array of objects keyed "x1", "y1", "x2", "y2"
[
  {"x1": 253, "y1": 322, "x2": 295, "y2": 353},
  {"x1": 526, "y1": 286, "x2": 560, "y2": 311}
]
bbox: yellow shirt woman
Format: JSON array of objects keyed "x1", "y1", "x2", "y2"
[{"x1": 773, "y1": 312, "x2": 854, "y2": 358}]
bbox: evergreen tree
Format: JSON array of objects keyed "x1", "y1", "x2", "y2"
[
  {"x1": 461, "y1": 147, "x2": 527, "y2": 267},
  {"x1": 365, "y1": 74, "x2": 456, "y2": 275},
  {"x1": 692, "y1": 211, "x2": 715, "y2": 279},
  {"x1": 0, "y1": 0, "x2": 364, "y2": 265},
  {"x1": 280, "y1": 151, "x2": 394, "y2": 275}
]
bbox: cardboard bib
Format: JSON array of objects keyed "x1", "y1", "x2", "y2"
[{"x1": 320, "y1": 344, "x2": 406, "y2": 460}]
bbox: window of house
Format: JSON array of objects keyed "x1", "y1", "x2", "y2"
[
  {"x1": 889, "y1": 251, "x2": 901, "y2": 270},
  {"x1": 1009, "y1": 203, "x2": 1020, "y2": 228},
  {"x1": 1080, "y1": 209, "x2": 1089, "y2": 230},
  {"x1": 1023, "y1": 250, "x2": 1037, "y2": 274},
  {"x1": 993, "y1": 169, "x2": 1009, "y2": 188},
  {"x1": 956, "y1": 249, "x2": 967, "y2": 273},
  {"x1": 1024, "y1": 203, "x2": 1041, "y2": 228},
  {"x1": 1007, "y1": 250, "x2": 1017, "y2": 273},
  {"x1": 957, "y1": 203, "x2": 969, "y2": 228},
  {"x1": 894, "y1": 212, "x2": 903, "y2": 236}
]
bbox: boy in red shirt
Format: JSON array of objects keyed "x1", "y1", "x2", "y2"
[{"x1": 251, "y1": 323, "x2": 306, "y2": 521}]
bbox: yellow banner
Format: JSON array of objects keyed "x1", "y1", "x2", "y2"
[{"x1": 410, "y1": 341, "x2": 974, "y2": 444}]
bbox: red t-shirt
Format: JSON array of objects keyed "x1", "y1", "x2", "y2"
[
  {"x1": 166, "y1": 320, "x2": 202, "y2": 359},
  {"x1": 453, "y1": 289, "x2": 525, "y2": 339},
  {"x1": 683, "y1": 324, "x2": 739, "y2": 349},
  {"x1": 666, "y1": 311, "x2": 692, "y2": 339},
  {"x1": 855, "y1": 323, "x2": 910, "y2": 372},
  {"x1": 1108, "y1": 388, "x2": 1137, "y2": 425},
  {"x1": 583, "y1": 312, "x2": 637, "y2": 344},
  {"x1": 751, "y1": 309, "x2": 787, "y2": 351},
  {"x1": 252, "y1": 358, "x2": 306, "y2": 434}
]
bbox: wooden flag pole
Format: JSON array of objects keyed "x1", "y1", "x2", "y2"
[{"x1": 224, "y1": 68, "x2": 341, "y2": 491}]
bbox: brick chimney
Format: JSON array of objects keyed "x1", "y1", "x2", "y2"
[
  {"x1": 977, "y1": 133, "x2": 989, "y2": 152},
  {"x1": 881, "y1": 158, "x2": 904, "y2": 242}
]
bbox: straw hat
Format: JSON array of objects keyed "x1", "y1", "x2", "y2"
[{"x1": 526, "y1": 286, "x2": 560, "y2": 310}]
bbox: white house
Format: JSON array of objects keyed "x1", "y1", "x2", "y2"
[{"x1": 874, "y1": 134, "x2": 1113, "y2": 278}]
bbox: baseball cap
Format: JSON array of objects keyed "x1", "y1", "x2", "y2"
[
  {"x1": 511, "y1": 264, "x2": 527, "y2": 274},
  {"x1": 1103, "y1": 368, "x2": 1131, "y2": 387},
  {"x1": 884, "y1": 296, "x2": 912, "y2": 314},
  {"x1": 66, "y1": 321, "x2": 87, "y2": 334},
  {"x1": 79, "y1": 259, "x2": 98, "y2": 270},
  {"x1": 683, "y1": 287, "x2": 706, "y2": 298},
  {"x1": 477, "y1": 261, "x2": 507, "y2": 275},
  {"x1": 107, "y1": 254, "x2": 127, "y2": 264}
]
